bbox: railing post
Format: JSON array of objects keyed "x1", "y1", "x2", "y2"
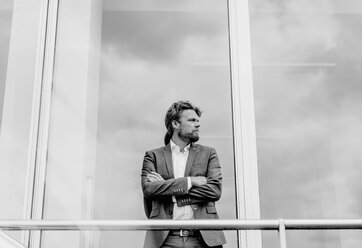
[{"x1": 278, "y1": 219, "x2": 287, "y2": 248}]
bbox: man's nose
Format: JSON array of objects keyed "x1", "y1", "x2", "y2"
[{"x1": 195, "y1": 122, "x2": 200, "y2": 128}]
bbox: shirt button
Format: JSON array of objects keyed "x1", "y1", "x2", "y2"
[{"x1": 169, "y1": 210, "x2": 173, "y2": 215}]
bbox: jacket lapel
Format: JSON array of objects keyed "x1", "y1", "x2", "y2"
[
  {"x1": 163, "y1": 144, "x2": 174, "y2": 178},
  {"x1": 184, "y1": 143, "x2": 198, "y2": 177}
]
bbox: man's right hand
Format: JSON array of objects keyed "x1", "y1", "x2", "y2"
[
  {"x1": 147, "y1": 171, "x2": 165, "y2": 182},
  {"x1": 191, "y1": 176, "x2": 207, "y2": 187}
]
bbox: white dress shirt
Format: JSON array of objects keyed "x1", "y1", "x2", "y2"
[{"x1": 170, "y1": 140, "x2": 194, "y2": 220}]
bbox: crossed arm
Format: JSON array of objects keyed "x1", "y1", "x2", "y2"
[
  {"x1": 141, "y1": 148, "x2": 222, "y2": 206},
  {"x1": 146, "y1": 171, "x2": 206, "y2": 187}
]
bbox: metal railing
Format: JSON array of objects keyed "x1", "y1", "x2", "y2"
[{"x1": 1, "y1": 219, "x2": 362, "y2": 248}]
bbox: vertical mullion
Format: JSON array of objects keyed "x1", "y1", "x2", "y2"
[
  {"x1": 29, "y1": 0, "x2": 59, "y2": 247},
  {"x1": 278, "y1": 219, "x2": 287, "y2": 248},
  {"x1": 227, "y1": 0, "x2": 262, "y2": 247}
]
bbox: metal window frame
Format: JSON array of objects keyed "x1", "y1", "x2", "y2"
[
  {"x1": 12, "y1": 0, "x2": 58, "y2": 247},
  {"x1": 228, "y1": 0, "x2": 262, "y2": 247},
  {"x1": 25, "y1": 0, "x2": 59, "y2": 247}
]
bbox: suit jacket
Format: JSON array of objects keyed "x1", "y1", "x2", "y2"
[{"x1": 141, "y1": 143, "x2": 226, "y2": 248}]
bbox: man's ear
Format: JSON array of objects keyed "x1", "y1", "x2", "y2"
[{"x1": 172, "y1": 120, "x2": 179, "y2": 130}]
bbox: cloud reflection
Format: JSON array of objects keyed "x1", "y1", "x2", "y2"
[
  {"x1": 251, "y1": 0, "x2": 362, "y2": 247},
  {"x1": 94, "y1": 6, "x2": 236, "y2": 247}
]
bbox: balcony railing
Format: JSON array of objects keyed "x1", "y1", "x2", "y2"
[{"x1": 1, "y1": 219, "x2": 362, "y2": 248}]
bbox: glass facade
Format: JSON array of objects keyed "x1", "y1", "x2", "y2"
[
  {"x1": 250, "y1": 0, "x2": 362, "y2": 247},
  {"x1": 41, "y1": 0, "x2": 236, "y2": 247},
  {"x1": 1, "y1": 0, "x2": 362, "y2": 248}
]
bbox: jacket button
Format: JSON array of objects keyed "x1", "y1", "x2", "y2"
[{"x1": 169, "y1": 210, "x2": 173, "y2": 215}]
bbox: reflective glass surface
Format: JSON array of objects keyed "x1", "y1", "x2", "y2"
[
  {"x1": 250, "y1": 0, "x2": 362, "y2": 247},
  {"x1": 42, "y1": 0, "x2": 236, "y2": 247}
]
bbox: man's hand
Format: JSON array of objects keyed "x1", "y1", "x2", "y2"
[
  {"x1": 147, "y1": 171, "x2": 165, "y2": 182},
  {"x1": 191, "y1": 176, "x2": 207, "y2": 187}
]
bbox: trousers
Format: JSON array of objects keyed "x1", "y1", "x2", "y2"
[{"x1": 160, "y1": 234, "x2": 223, "y2": 248}]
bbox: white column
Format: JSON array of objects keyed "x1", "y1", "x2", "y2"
[
  {"x1": 228, "y1": 0, "x2": 262, "y2": 247},
  {"x1": 32, "y1": 0, "x2": 103, "y2": 248},
  {"x1": 0, "y1": 0, "x2": 46, "y2": 246}
]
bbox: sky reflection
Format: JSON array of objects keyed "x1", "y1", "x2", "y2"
[
  {"x1": 94, "y1": 4, "x2": 235, "y2": 247},
  {"x1": 251, "y1": 0, "x2": 362, "y2": 247}
]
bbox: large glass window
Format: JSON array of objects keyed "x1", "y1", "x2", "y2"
[
  {"x1": 42, "y1": 0, "x2": 236, "y2": 247},
  {"x1": 250, "y1": 0, "x2": 362, "y2": 247}
]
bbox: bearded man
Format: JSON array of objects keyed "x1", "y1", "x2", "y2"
[{"x1": 141, "y1": 101, "x2": 226, "y2": 248}]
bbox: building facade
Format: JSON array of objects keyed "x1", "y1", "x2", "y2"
[{"x1": 1, "y1": 0, "x2": 362, "y2": 247}]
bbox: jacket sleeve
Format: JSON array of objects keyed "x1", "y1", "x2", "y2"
[
  {"x1": 141, "y1": 150, "x2": 189, "y2": 200},
  {"x1": 176, "y1": 148, "x2": 222, "y2": 206}
]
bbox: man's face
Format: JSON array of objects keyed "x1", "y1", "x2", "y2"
[{"x1": 175, "y1": 109, "x2": 200, "y2": 143}]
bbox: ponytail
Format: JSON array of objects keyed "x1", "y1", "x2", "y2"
[{"x1": 164, "y1": 132, "x2": 172, "y2": 145}]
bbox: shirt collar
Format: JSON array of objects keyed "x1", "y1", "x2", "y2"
[{"x1": 170, "y1": 139, "x2": 191, "y2": 153}]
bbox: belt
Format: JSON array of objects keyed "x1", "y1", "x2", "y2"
[{"x1": 169, "y1": 230, "x2": 199, "y2": 237}]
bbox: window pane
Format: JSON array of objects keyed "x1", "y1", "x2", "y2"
[
  {"x1": 42, "y1": 0, "x2": 236, "y2": 247},
  {"x1": 250, "y1": 0, "x2": 362, "y2": 247},
  {"x1": 0, "y1": 0, "x2": 45, "y2": 244}
]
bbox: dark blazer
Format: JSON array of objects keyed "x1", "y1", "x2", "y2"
[{"x1": 141, "y1": 143, "x2": 226, "y2": 248}]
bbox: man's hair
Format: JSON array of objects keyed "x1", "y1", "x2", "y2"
[{"x1": 164, "y1": 101, "x2": 202, "y2": 145}]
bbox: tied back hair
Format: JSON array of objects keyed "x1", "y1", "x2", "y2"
[{"x1": 164, "y1": 101, "x2": 202, "y2": 145}]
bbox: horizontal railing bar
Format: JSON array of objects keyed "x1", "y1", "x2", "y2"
[
  {"x1": 1, "y1": 219, "x2": 362, "y2": 231},
  {"x1": 284, "y1": 219, "x2": 362, "y2": 229},
  {"x1": 0, "y1": 220, "x2": 278, "y2": 231}
]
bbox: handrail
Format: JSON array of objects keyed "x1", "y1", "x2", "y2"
[
  {"x1": 1, "y1": 219, "x2": 362, "y2": 231},
  {"x1": 0, "y1": 219, "x2": 276, "y2": 231},
  {"x1": 2, "y1": 219, "x2": 362, "y2": 248}
]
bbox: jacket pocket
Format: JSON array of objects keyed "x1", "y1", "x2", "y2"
[
  {"x1": 150, "y1": 208, "x2": 160, "y2": 218},
  {"x1": 206, "y1": 206, "x2": 217, "y2": 214}
]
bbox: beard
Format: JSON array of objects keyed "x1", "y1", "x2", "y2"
[{"x1": 180, "y1": 131, "x2": 199, "y2": 143}]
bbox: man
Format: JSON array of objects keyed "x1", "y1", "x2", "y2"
[{"x1": 141, "y1": 101, "x2": 226, "y2": 248}]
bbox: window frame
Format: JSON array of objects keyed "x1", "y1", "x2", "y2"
[
  {"x1": 228, "y1": 0, "x2": 262, "y2": 247},
  {"x1": 27, "y1": 0, "x2": 59, "y2": 247}
]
